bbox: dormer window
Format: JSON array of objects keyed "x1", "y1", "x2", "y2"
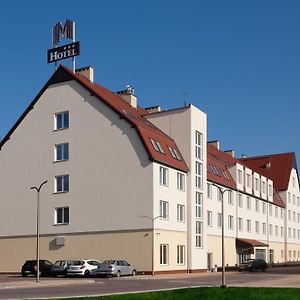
[
  {"x1": 210, "y1": 164, "x2": 219, "y2": 176},
  {"x1": 150, "y1": 138, "x2": 164, "y2": 154},
  {"x1": 168, "y1": 146, "x2": 181, "y2": 160},
  {"x1": 221, "y1": 169, "x2": 230, "y2": 179}
]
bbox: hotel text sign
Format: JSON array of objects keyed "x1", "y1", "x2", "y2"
[{"x1": 47, "y1": 41, "x2": 80, "y2": 63}]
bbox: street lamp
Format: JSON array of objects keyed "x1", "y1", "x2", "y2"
[
  {"x1": 212, "y1": 183, "x2": 230, "y2": 288},
  {"x1": 139, "y1": 215, "x2": 162, "y2": 276},
  {"x1": 30, "y1": 180, "x2": 47, "y2": 283}
]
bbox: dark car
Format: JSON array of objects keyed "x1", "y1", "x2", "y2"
[
  {"x1": 238, "y1": 259, "x2": 268, "y2": 272},
  {"x1": 51, "y1": 260, "x2": 75, "y2": 276},
  {"x1": 21, "y1": 260, "x2": 53, "y2": 277}
]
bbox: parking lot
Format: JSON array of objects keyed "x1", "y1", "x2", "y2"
[{"x1": 0, "y1": 266, "x2": 300, "y2": 299}]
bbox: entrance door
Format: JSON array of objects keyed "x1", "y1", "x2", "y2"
[{"x1": 207, "y1": 253, "x2": 213, "y2": 271}]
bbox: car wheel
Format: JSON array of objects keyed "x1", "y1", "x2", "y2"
[
  {"x1": 116, "y1": 271, "x2": 121, "y2": 278},
  {"x1": 84, "y1": 270, "x2": 90, "y2": 277},
  {"x1": 131, "y1": 269, "x2": 136, "y2": 276}
]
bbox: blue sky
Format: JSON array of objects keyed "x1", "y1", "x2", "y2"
[{"x1": 1, "y1": 0, "x2": 300, "y2": 161}]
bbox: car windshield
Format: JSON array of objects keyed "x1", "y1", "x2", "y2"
[
  {"x1": 54, "y1": 261, "x2": 65, "y2": 266},
  {"x1": 73, "y1": 260, "x2": 85, "y2": 265},
  {"x1": 102, "y1": 260, "x2": 116, "y2": 264}
]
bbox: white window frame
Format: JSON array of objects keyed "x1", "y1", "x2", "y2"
[
  {"x1": 255, "y1": 221, "x2": 259, "y2": 234},
  {"x1": 207, "y1": 183, "x2": 212, "y2": 199},
  {"x1": 217, "y1": 213, "x2": 223, "y2": 228},
  {"x1": 55, "y1": 175, "x2": 69, "y2": 193},
  {"x1": 159, "y1": 166, "x2": 168, "y2": 186},
  {"x1": 238, "y1": 217, "x2": 243, "y2": 231},
  {"x1": 55, "y1": 111, "x2": 69, "y2": 130},
  {"x1": 160, "y1": 200, "x2": 169, "y2": 220},
  {"x1": 247, "y1": 197, "x2": 251, "y2": 210},
  {"x1": 55, "y1": 207, "x2": 69, "y2": 225},
  {"x1": 228, "y1": 215, "x2": 234, "y2": 230},
  {"x1": 160, "y1": 244, "x2": 169, "y2": 265},
  {"x1": 247, "y1": 219, "x2": 251, "y2": 232},
  {"x1": 207, "y1": 210, "x2": 212, "y2": 226},
  {"x1": 177, "y1": 204, "x2": 185, "y2": 222},
  {"x1": 195, "y1": 131, "x2": 203, "y2": 160},
  {"x1": 195, "y1": 161, "x2": 203, "y2": 189},
  {"x1": 195, "y1": 192, "x2": 203, "y2": 219},
  {"x1": 177, "y1": 172, "x2": 185, "y2": 191},
  {"x1": 55, "y1": 143, "x2": 69, "y2": 162},
  {"x1": 195, "y1": 221, "x2": 203, "y2": 248},
  {"x1": 176, "y1": 245, "x2": 185, "y2": 265}
]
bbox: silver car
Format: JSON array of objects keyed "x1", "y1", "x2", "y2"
[{"x1": 96, "y1": 260, "x2": 137, "y2": 277}]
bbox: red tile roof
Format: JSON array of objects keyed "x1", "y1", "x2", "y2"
[
  {"x1": 0, "y1": 65, "x2": 188, "y2": 172},
  {"x1": 236, "y1": 238, "x2": 268, "y2": 247},
  {"x1": 240, "y1": 153, "x2": 297, "y2": 191},
  {"x1": 207, "y1": 144, "x2": 236, "y2": 189}
]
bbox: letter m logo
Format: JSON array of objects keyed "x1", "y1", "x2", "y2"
[{"x1": 53, "y1": 19, "x2": 74, "y2": 46}]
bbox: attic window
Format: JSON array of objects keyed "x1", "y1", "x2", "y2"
[
  {"x1": 168, "y1": 146, "x2": 181, "y2": 160},
  {"x1": 221, "y1": 169, "x2": 230, "y2": 180},
  {"x1": 150, "y1": 139, "x2": 165, "y2": 154},
  {"x1": 210, "y1": 164, "x2": 219, "y2": 176}
]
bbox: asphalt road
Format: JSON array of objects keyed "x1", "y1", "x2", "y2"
[{"x1": 0, "y1": 266, "x2": 300, "y2": 299}]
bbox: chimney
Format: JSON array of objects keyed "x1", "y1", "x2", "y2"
[
  {"x1": 224, "y1": 150, "x2": 235, "y2": 158},
  {"x1": 208, "y1": 140, "x2": 220, "y2": 150},
  {"x1": 116, "y1": 85, "x2": 137, "y2": 109},
  {"x1": 76, "y1": 66, "x2": 94, "y2": 82},
  {"x1": 266, "y1": 161, "x2": 271, "y2": 169},
  {"x1": 145, "y1": 105, "x2": 161, "y2": 113}
]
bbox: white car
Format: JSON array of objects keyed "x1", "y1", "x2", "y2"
[{"x1": 67, "y1": 259, "x2": 101, "y2": 277}]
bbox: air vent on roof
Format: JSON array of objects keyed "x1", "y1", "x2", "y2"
[
  {"x1": 76, "y1": 66, "x2": 94, "y2": 82},
  {"x1": 224, "y1": 150, "x2": 235, "y2": 158}
]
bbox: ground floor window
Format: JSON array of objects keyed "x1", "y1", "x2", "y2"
[
  {"x1": 177, "y1": 245, "x2": 185, "y2": 265},
  {"x1": 255, "y1": 249, "x2": 266, "y2": 260},
  {"x1": 160, "y1": 244, "x2": 169, "y2": 265}
]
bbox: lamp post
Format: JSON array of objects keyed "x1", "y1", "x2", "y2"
[
  {"x1": 139, "y1": 215, "x2": 162, "y2": 276},
  {"x1": 212, "y1": 183, "x2": 230, "y2": 288},
  {"x1": 30, "y1": 180, "x2": 47, "y2": 283}
]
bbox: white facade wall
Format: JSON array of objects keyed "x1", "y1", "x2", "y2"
[{"x1": 146, "y1": 105, "x2": 207, "y2": 271}]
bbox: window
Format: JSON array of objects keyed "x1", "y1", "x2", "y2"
[
  {"x1": 281, "y1": 227, "x2": 284, "y2": 237},
  {"x1": 263, "y1": 223, "x2": 266, "y2": 235},
  {"x1": 55, "y1": 143, "x2": 69, "y2": 161},
  {"x1": 298, "y1": 197, "x2": 300, "y2": 207},
  {"x1": 55, "y1": 207, "x2": 69, "y2": 224},
  {"x1": 196, "y1": 221, "x2": 203, "y2": 248},
  {"x1": 269, "y1": 224, "x2": 273, "y2": 236},
  {"x1": 293, "y1": 211, "x2": 296, "y2": 222},
  {"x1": 228, "y1": 190, "x2": 233, "y2": 205},
  {"x1": 293, "y1": 177, "x2": 295, "y2": 188},
  {"x1": 275, "y1": 206, "x2": 278, "y2": 218},
  {"x1": 288, "y1": 210, "x2": 291, "y2": 221},
  {"x1": 238, "y1": 218, "x2": 243, "y2": 231},
  {"x1": 177, "y1": 204, "x2": 185, "y2": 222},
  {"x1": 288, "y1": 192, "x2": 291, "y2": 203},
  {"x1": 255, "y1": 199, "x2": 259, "y2": 212},
  {"x1": 281, "y1": 208, "x2": 284, "y2": 219},
  {"x1": 268, "y1": 184, "x2": 272, "y2": 196},
  {"x1": 160, "y1": 244, "x2": 168, "y2": 265},
  {"x1": 247, "y1": 197, "x2": 251, "y2": 210},
  {"x1": 263, "y1": 202, "x2": 266, "y2": 214},
  {"x1": 275, "y1": 225, "x2": 278, "y2": 236},
  {"x1": 177, "y1": 172, "x2": 185, "y2": 190},
  {"x1": 298, "y1": 213, "x2": 300, "y2": 223},
  {"x1": 210, "y1": 164, "x2": 219, "y2": 176},
  {"x1": 169, "y1": 147, "x2": 181, "y2": 160},
  {"x1": 150, "y1": 139, "x2": 164, "y2": 154},
  {"x1": 238, "y1": 170, "x2": 242, "y2": 184},
  {"x1": 160, "y1": 201, "x2": 168, "y2": 220},
  {"x1": 293, "y1": 194, "x2": 296, "y2": 205},
  {"x1": 247, "y1": 219, "x2": 251, "y2": 232},
  {"x1": 195, "y1": 192, "x2": 203, "y2": 219},
  {"x1": 238, "y1": 194, "x2": 243, "y2": 208},
  {"x1": 246, "y1": 174, "x2": 251, "y2": 188},
  {"x1": 207, "y1": 183, "x2": 212, "y2": 199},
  {"x1": 217, "y1": 213, "x2": 223, "y2": 228},
  {"x1": 288, "y1": 228, "x2": 291, "y2": 238},
  {"x1": 195, "y1": 162, "x2": 203, "y2": 189},
  {"x1": 255, "y1": 178, "x2": 259, "y2": 191},
  {"x1": 228, "y1": 215, "x2": 234, "y2": 230},
  {"x1": 207, "y1": 211, "x2": 212, "y2": 226},
  {"x1": 262, "y1": 181, "x2": 266, "y2": 194},
  {"x1": 195, "y1": 131, "x2": 203, "y2": 160},
  {"x1": 269, "y1": 204, "x2": 272, "y2": 216},
  {"x1": 255, "y1": 221, "x2": 259, "y2": 234},
  {"x1": 177, "y1": 245, "x2": 185, "y2": 265},
  {"x1": 221, "y1": 169, "x2": 230, "y2": 179},
  {"x1": 217, "y1": 189, "x2": 222, "y2": 201},
  {"x1": 159, "y1": 166, "x2": 168, "y2": 186},
  {"x1": 55, "y1": 111, "x2": 69, "y2": 130},
  {"x1": 55, "y1": 175, "x2": 69, "y2": 193}
]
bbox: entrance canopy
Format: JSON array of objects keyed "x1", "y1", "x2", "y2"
[{"x1": 236, "y1": 238, "x2": 268, "y2": 254}]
